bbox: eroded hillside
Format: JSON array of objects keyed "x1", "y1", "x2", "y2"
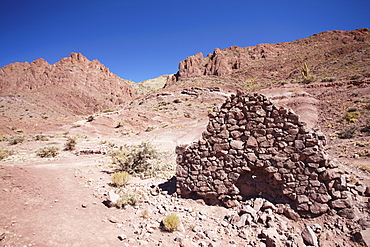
[{"x1": 167, "y1": 28, "x2": 370, "y2": 90}]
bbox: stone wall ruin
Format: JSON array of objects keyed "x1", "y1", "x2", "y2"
[{"x1": 176, "y1": 91, "x2": 359, "y2": 216}]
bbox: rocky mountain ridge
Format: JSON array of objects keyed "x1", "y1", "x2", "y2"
[
  {"x1": 0, "y1": 52, "x2": 133, "y2": 96},
  {"x1": 0, "y1": 53, "x2": 136, "y2": 134},
  {"x1": 168, "y1": 28, "x2": 370, "y2": 88},
  {"x1": 0, "y1": 53, "x2": 134, "y2": 113}
]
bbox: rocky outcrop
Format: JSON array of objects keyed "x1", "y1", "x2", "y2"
[
  {"x1": 0, "y1": 53, "x2": 134, "y2": 114},
  {"x1": 176, "y1": 91, "x2": 367, "y2": 217},
  {"x1": 169, "y1": 28, "x2": 370, "y2": 85}
]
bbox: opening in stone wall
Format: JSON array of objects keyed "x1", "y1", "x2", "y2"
[{"x1": 235, "y1": 169, "x2": 294, "y2": 206}]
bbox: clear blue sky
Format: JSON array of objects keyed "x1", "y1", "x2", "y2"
[{"x1": 1, "y1": 0, "x2": 369, "y2": 82}]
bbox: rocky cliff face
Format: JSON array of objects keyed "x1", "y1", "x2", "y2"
[
  {"x1": 0, "y1": 53, "x2": 134, "y2": 115},
  {"x1": 169, "y1": 28, "x2": 370, "y2": 85}
]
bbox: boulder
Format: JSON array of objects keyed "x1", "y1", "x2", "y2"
[
  {"x1": 262, "y1": 228, "x2": 284, "y2": 247},
  {"x1": 301, "y1": 225, "x2": 318, "y2": 246},
  {"x1": 105, "y1": 190, "x2": 120, "y2": 207},
  {"x1": 284, "y1": 208, "x2": 300, "y2": 221},
  {"x1": 355, "y1": 229, "x2": 370, "y2": 247}
]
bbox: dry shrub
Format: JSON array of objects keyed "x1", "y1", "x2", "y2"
[
  {"x1": 116, "y1": 193, "x2": 138, "y2": 209},
  {"x1": 343, "y1": 110, "x2": 361, "y2": 122},
  {"x1": 64, "y1": 136, "x2": 77, "y2": 151},
  {"x1": 162, "y1": 213, "x2": 180, "y2": 232},
  {"x1": 111, "y1": 171, "x2": 130, "y2": 187},
  {"x1": 361, "y1": 118, "x2": 370, "y2": 133},
  {"x1": 33, "y1": 134, "x2": 49, "y2": 141},
  {"x1": 110, "y1": 142, "x2": 159, "y2": 174},
  {"x1": 321, "y1": 77, "x2": 336, "y2": 82},
  {"x1": 7, "y1": 135, "x2": 25, "y2": 145},
  {"x1": 108, "y1": 142, "x2": 175, "y2": 178},
  {"x1": 115, "y1": 121, "x2": 123, "y2": 128},
  {"x1": 141, "y1": 210, "x2": 149, "y2": 219},
  {"x1": 338, "y1": 125, "x2": 357, "y2": 139},
  {"x1": 0, "y1": 149, "x2": 14, "y2": 160},
  {"x1": 357, "y1": 149, "x2": 370, "y2": 157},
  {"x1": 86, "y1": 115, "x2": 94, "y2": 122},
  {"x1": 300, "y1": 62, "x2": 315, "y2": 84},
  {"x1": 360, "y1": 165, "x2": 370, "y2": 173},
  {"x1": 36, "y1": 146, "x2": 59, "y2": 158}
]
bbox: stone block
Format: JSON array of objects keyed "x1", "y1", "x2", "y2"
[
  {"x1": 310, "y1": 202, "x2": 329, "y2": 215},
  {"x1": 297, "y1": 195, "x2": 310, "y2": 203},
  {"x1": 329, "y1": 199, "x2": 351, "y2": 209},
  {"x1": 284, "y1": 208, "x2": 300, "y2": 221},
  {"x1": 246, "y1": 136, "x2": 258, "y2": 147},
  {"x1": 213, "y1": 143, "x2": 229, "y2": 152},
  {"x1": 320, "y1": 168, "x2": 343, "y2": 181},
  {"x1": 230, "y1": 140, "x2": 244, "y2": 150}
]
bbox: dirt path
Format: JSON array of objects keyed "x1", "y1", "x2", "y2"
[{"x1": 0, "y1": 156, "x2": 125, "y2": 246}]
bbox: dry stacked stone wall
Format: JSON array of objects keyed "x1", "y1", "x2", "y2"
[{"x1": 176, "y1": 91, "x2": 356, "y2": 216}]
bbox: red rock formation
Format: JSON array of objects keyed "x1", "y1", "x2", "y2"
[
  {"x1": 0, "y1": 53, "x2": 134, "y2": 114},
  {"x1": 177, "y1": 52, "x2": 205, "y2": 78},
  {"x1": 169, "y1": 28, "x2": 370, "y2": 85}
]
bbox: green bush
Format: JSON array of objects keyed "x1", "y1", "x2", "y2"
[
  {"x1": 111, "y1": 171, "x2": 130, "y2": 187},
  {"x1": 162, "y1": 213, "x2": 180, "y2": 232},
  {"x1": 64, "y1": 137, "x2": 77, "y2": 151},
  {"x1": 36, "y1": 146, "x2": 60, "y2": 158},
  {"x1": 110, "y1": 142, "x2": 159, "y2": 174}
]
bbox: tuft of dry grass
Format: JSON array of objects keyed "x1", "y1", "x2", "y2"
[
  {"x1": 116, "y1": 193, "x2": 138, "y2": 209},
  {"x1": 141, "y1": 210, "x2": 149, "y2": 219},
  {"x1": 111, "y1": 171, "x2": 131, "y2": 187},
  {"x1": 162, "y1": 213, "x2": 181, "y2": 232}
]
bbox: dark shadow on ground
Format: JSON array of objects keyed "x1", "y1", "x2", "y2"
[{"x1": 158, "y1": 176, "x2": 177, "y2": 195}]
